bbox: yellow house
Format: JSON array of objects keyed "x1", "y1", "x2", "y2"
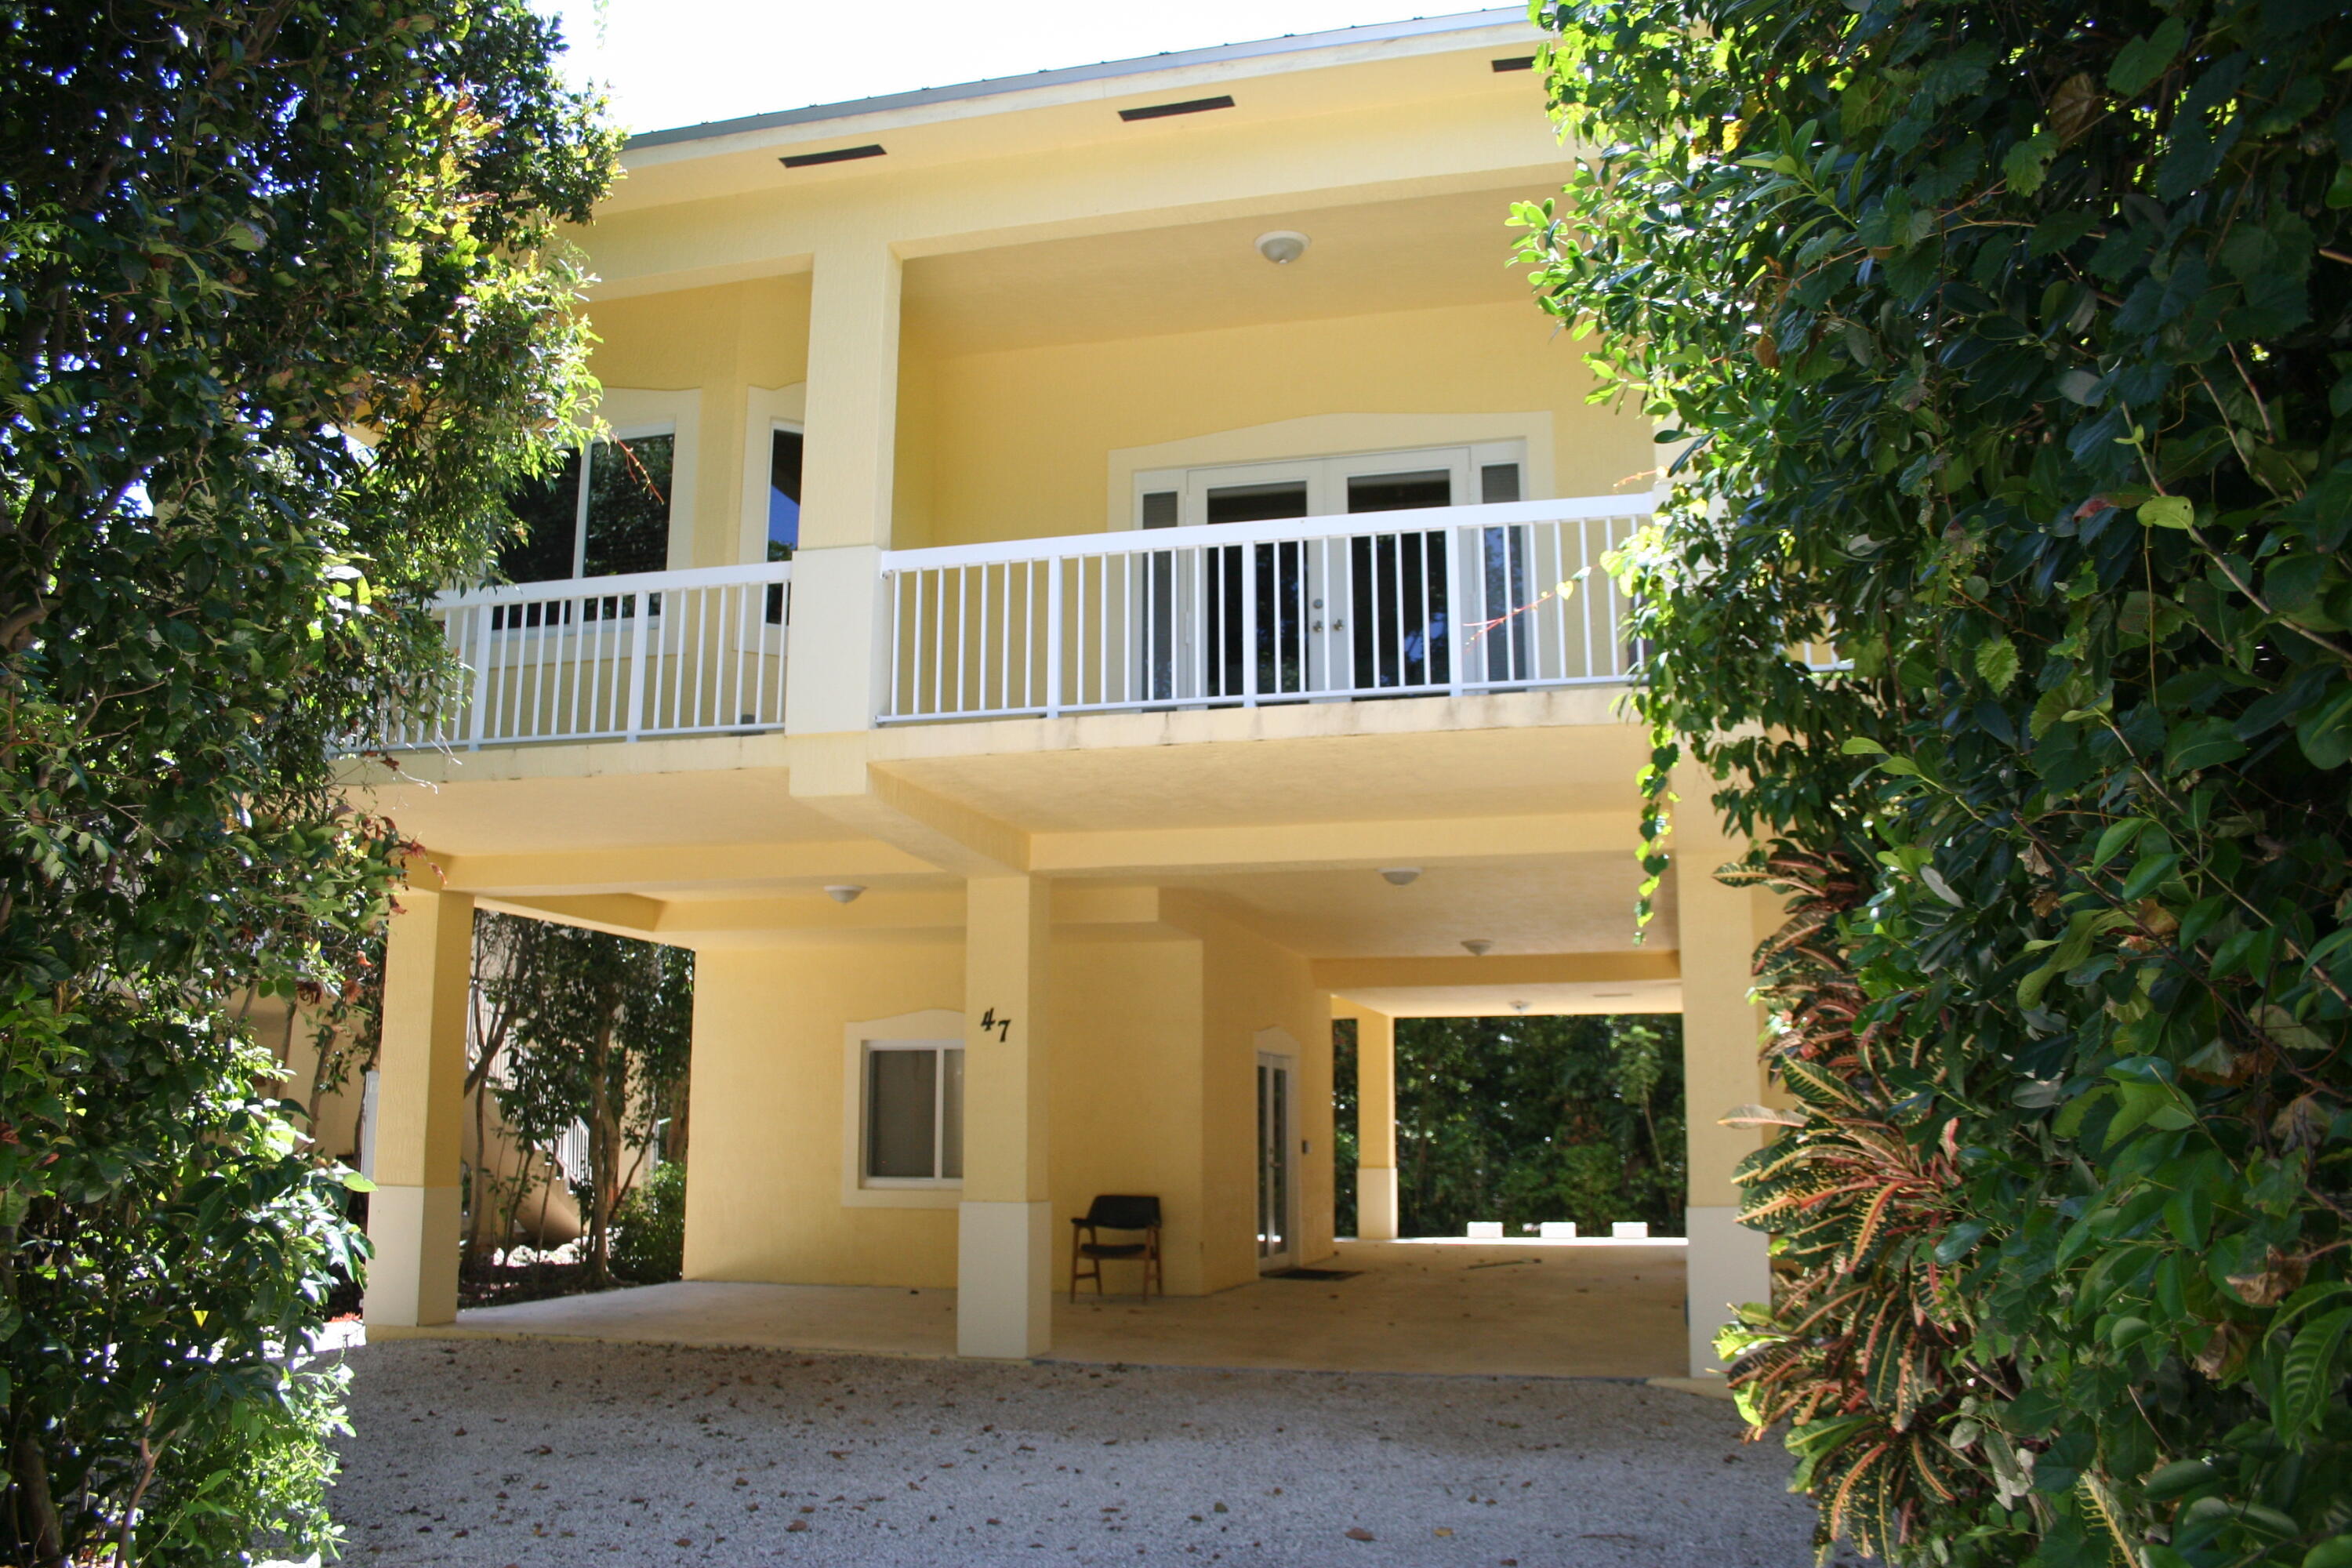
[{"x1": 350, "y1": 7, "x2": 1782, "y2": 1377}]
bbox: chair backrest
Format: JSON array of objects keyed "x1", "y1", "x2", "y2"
[{"x1": 1086, "y1": 1193, "x2": 1160, "y2": 1230}]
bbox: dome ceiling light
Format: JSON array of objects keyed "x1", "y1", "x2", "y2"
[
  {"x1": 1255, "y1": 229, "x2": 1310, "y2": 265},
  {"x1": 1461, "y1": 938, "x2": 1493, "y2": 957},
  {"x1": 1378, "y1": 867, "x2": 1421, "y2": 886},
  {"x1": 824, "y1": 885, "x2": 866, "y2": 904}
]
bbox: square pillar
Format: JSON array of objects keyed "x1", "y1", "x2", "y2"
[
  {"x1": 363, "y1": 885, "x2": 473, "y2": 1330},
  {"x1": 1675, "y1": 771, "x2": 1774, "y2": 1376},
  {"x1": 1348, "y1": 1007, "x2": 1399, "y2": 1240},
  {"x1": 785, "y1": 239, "x2": 900, "y2": 735},
  {"x1": 958, "y1": 874, "x2": 1051, "y2": 1357}
]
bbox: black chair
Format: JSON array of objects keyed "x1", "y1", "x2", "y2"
[{"x1": 1069, "y1": 1194, "x2": 1163, "y2": 1302}]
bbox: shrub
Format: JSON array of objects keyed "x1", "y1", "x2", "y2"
[
  {"x1": 1519, "y1": 0, "x2": 2352, "y2": 1562},
  {"x1": 612, "y1": 1162, "x2": 688, "y2": 1285}
]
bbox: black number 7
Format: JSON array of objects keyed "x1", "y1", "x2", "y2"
[{"x1": 978, "y1": 1007, "x2": 1014, "y2": 1043}]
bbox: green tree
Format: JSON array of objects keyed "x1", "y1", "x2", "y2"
[
  {"x1": 0, "y1": 2, "x2": 615, "y2": 1559},
  {"x1": 1519, "y1": 0, "x2": 2351, "y2": 1562},
  {"x1": 1394, "y1": 1015, "x2": 1685, "y2": 1238},
  {"x1": 485, "y1": 915, "x2": 693, "y2": 1287}
]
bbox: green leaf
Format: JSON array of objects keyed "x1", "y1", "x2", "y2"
[
  {"x1": 2278, "y1": 1306, "x2": 2352, "y2": 1443},
  {"x1": 1840, "y1": 736, "x2": 1889, "y2": 755},
  {"x1": 2090, "y1": 818, "x2": 2147, "y2": 871},
  {"x1": 2107, "y1": 17, "x2": 2188, "y2": 96},
  {"x1": 1974, "y1": 633, "x2": 2020, "y2": 692},
  {"x1": 2166, "y1": 718, "x2": 2248, "y2": 775},
  {"x1": 2296, "y1": 683, "x2": 2352, "y2": 770},
  {"x1": 2138, "y1": 495, "x2": 2195, "y2": 530}
]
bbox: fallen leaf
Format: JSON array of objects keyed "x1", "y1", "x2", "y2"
[
  {"x1": 785, "y1": 1520, "x2": 808, "y2": 1534},
  {"x1": 1346, "y1": 1526, "x2": 1377, "y2": 1541},
  {"x1": 1435, "y1": 1526, "x2": 1454, "y2": 1537}
]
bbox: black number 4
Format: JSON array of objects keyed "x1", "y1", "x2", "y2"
[{"x1": 978, "y1": 1008, "x2": 1013, "y2": 1043}]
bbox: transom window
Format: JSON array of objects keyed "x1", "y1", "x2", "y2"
[
  {"x1": 862, "y1": 1040, "x2": 963, "y2": 1185},
  {"x1": 499, "y1": 432, "x2": 674, "y2": 585}
]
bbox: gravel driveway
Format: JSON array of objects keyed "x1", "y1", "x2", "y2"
[{"x1": 331, "y1": 1339, "x2": 1845, "y2": 1567}]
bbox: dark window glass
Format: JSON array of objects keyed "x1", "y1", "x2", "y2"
[
  {"x1": 768, "y1": 430, "x2": 804, "y2": 560},
  {"x1": 1479, "y1": 463, "x2": 1522, "y2": 505},
  {"x1": 1140, "y1": 490, "x2": 1178, "y2": 529},
  {"x1": 583, "y1": 434, "x2": 673, "y2": 579},
  {"x1": 1346, "y1": 470, "x2": 1450, "y2": 514},
  {"x1": 498, "y1": 448, "x2": 583, "y2": 585},
  {"x1": 1205, "y1": 481, "x2": 1308, "y2": 524},
  {"x1": 867, "y1": 1049, "x2": 938, "y2": 1179}
]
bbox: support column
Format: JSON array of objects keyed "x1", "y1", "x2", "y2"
[
  {"x1": 363, "y1": 884, "x2": 473, "y2": 1330},
  {"x1": 958, "y1": 874, "x2": 1051, "y2": 1358},
  {"x1": 1675, "y1": 769, "x2": 1774, "y2": 1377},
  {"x1": 784, "y1": 238, "x2": 901, "y2": 735},
  {"x1": 1350, "y1": 1007, "x2": 1399, "y2": 1240}
]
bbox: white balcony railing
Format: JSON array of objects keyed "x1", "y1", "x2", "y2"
[
  {"x1": 876, "y1": 496, "x2": 1650, "y2": 724},
  {"x1": 379, "y1": 560, "x2": 793, "y2": 750}
]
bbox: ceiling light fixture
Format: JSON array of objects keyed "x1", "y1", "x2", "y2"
[
  {"x1": 1255, "y1": 229, "x2": 1310, "y2": 265},
  {"x1": 1461, "y1": 938, "x2": 1493, "y2": 957},
  {"x1": 1379, "y1": 867, "x2": 1421, "y2": 886},
  {"x1": 1510, "y1": 1000, "x2": 1530, "y2": 1013},
  {"x1": 824, "y1": 885, "x2": 866, "y2": 904}
]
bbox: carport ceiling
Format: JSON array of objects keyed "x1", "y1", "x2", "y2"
[{"x1": 1161, "y1": 853, "x2": 1675, "y2": 958}]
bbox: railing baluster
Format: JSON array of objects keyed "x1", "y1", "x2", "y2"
[{"x1": 1045, "y1": 557, "x2": 1063, "y2": 718}]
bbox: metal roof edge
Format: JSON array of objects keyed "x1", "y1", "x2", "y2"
[{"x1": 622, "y1": 9, "x2": 1531, "y2": 152}]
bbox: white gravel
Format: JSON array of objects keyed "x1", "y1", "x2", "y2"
[{"x1": 330, "y1": 1339, "x2": 1847, "y2": 1567}]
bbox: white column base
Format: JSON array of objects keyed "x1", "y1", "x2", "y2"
[
  {"x1": 957, "y1": 1200, "x2": 1051, "y2": 1358},
  {"x1": 364, "y1": 1184, "x2": 461, "y2": 1329},
  {"x1": 1685, "y1": 1203, "x2": 1772, "y2": 1377},
  {"x1": 1357, "y1": 1166, "x2": 1399, "y2": 1240}
]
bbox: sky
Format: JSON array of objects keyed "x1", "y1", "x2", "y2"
[{"x1": 529, "y1": 0, "x2": 1502, "y2": 136}]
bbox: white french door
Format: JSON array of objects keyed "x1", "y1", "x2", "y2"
[{"x1": 1131, "y1": 442, "x2": 1522, "y2": 702}]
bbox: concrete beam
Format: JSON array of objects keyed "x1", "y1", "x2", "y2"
[
  {"x1": 1029, "y1": 811, "x2": 1635, "y2": 877},
  {"x1": 1308, "y1": 949, "x2": 1680, "y2": 992}
]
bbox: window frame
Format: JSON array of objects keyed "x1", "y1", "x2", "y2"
[
  {"x1": 499, "y1": 420, "x2": 681, "y2": 590},
  {"x1": 855, "y1": 1038, "x2": 964, "y2": 1191},
  {"x1": 1132, "y1": 440, "x2": 1525, "y2": 529}
]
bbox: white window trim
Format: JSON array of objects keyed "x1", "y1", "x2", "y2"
[
  {"x1": 858, "y1": 1040, "x2": 963, "y2": 1189},
  {"x1": 840, "y1": 1008, "x2": 964, "y2": 1210},
  {"x1": 1131, "y1": 441, "x2": 1526, "y2": 530},
  {"x1": 738, "y1": 383, "x2": 808, "y2": 566},
  {"x1": 1105, "y1": 412, "x2": 1555, "y2": 531}
]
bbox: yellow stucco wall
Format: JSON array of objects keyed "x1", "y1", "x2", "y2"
[
  {"x1": 677, "y1": 906, "x2": 1330, "y2": 1297},
  {"x1": 905, "y1": 300, "x2": 1652, "y2": 550},
  {"x1": 589, "y1": 275, "x2": 815, "y2": 569},
  {"x1": 581, "y1": 281, "x2": 1654, "y2": 564},
  {"x1": 682, "y1": 940, "x2": 964, "y2": 1287}
]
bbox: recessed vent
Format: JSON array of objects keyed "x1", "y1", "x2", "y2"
[
  {"x1": 1118, "y1": 94, "x2": 1236, "y2": 122},
  {"x1": 1491, "y1": 56, "x2": 1537, "y2": 72},
  {"x1": 779, "y1": 143, "x2": 887, "y2": 169}
]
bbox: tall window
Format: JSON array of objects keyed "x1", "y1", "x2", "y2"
[
  {"x1": 768, "y1": 428, "x2": 803, "y2": 560},
  {"x1": 863, "y1": 1041, "x2": 963, "y2": 1184},
  {"x1": 500, "y1": 434, "x2": 674, "y2": 585}
]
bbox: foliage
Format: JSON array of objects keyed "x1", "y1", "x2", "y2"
[
  {"x1": 0, "y1": 0, "x2": 615, "y2": 1559},
  {"x1": 1518, "y1": 0, "x2": 2352, "y2": 1562},
  {"x1": 1394, "y1": 1015, "x2": 1685, "y2": 1237},
  {"x1": 612, "y1": 1160, "x2": 689, "y2": 1285},
  {"x1": 485, "y1": 914, "x2": 693, "y2": 1287}
]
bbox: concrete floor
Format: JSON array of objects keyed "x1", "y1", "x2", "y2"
[
  {"x1": 440, "y1": 1239, "x2": 1691, "y2": 1380},
  {"x1": 330, "y1": 1336, "x2": 1841, "y2": 1568}
]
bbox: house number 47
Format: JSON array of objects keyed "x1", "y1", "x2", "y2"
[{"x1": 978, "y1": 1008, "x2": 1014, "y2": 1042}]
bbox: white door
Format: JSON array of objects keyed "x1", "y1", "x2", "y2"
[
  {"x1": 1133, "y1": 444, "x2": 1515, "y2": 701},
  {"x1": 1256, "y1": 1052, "x2": 1297, "y2": 1272}
]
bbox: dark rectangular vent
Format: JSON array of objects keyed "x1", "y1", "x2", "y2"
[
  {"x1": 780, "y1": 143, "x2": 886, "y2": 169},
  {"x1": 1119, "y1": 94, "x2": 1236, "y2": 122},
  {"x1": 1491, "y1": 56, "x2": 1537, "y2": 72}
]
